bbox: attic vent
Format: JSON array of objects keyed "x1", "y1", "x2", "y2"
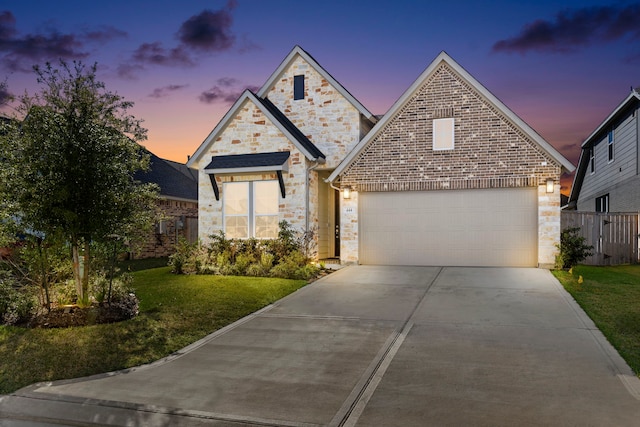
[{"x1": 433, "y1": 107, "x2": 454, "y2": 118}]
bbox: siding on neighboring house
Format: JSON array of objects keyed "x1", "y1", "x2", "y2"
[{"x1": 577, "y1": 106, "x2": 639, "y2": 211}]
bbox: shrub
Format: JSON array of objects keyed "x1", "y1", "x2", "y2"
[
  {"x1": 0, "y1": 271, "x2": 36, "y2": 325},
  {"x1": 270, "y1": 250, "x2": 318, "y2": 279},
  {"x1": 555, "y1": 227, "x2": 593, "y2": 269},
  {"x1": 168, "y1": 238, "x2": 198, "y2": 274},
  {"x1": 170, "y1": 221, "x2": 320, "y2": 280}
]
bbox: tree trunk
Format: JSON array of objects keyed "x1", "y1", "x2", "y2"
[
  {"x1": 71, "y1": 242, "x2": 82, "y2": 302},
  {"x1": 71, "y1": 239, "x2": 90, "y2": 306},
  {"x1": 82, "y1": 239, "x2": 90, "y2": 306}
]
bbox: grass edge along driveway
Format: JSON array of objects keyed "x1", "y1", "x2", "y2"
[
  {"x1": 0, "y1": 267, "x2": 307, "y2": 395},
  {"x1": 553, "y1": 264, "x2": 640, "y2": 378}
]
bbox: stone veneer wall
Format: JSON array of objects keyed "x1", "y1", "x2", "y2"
[
  {"x1": 196, "y1": 99, "x2": 311, "y2": 245},
  {"x1": 266, "y1": 55, "x2": 363, "y2": 169},
  {"x1": 340, "y1": 62, "x2": 563, "y2": 267},
  {"x1": 135, "y1": 199, "x2": 198, "y2": 259}
]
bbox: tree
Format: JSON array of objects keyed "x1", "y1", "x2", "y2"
[{"x1": 0, "y1": 61, "x2": 158, "y2": 305}]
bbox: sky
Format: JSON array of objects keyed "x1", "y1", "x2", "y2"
[{"x1": 1, "y1": 0, "x2": 639, "y2": 193}]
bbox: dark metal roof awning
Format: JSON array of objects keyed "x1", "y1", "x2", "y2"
[{"x1": 204, "y1": 151, "x2": 290, "y2": 200}]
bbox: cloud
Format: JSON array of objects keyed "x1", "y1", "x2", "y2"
[
  {"x1": 132, "y1": 42, "x2": 193, "y2": 67},
  {"x1": 198, "y1": 78, "x2": 258, "y2": 104},
  {"x1": 493, "y1": 3, "x2": 640, "y2": 54},
  {"x1": 0, "y1": 10, "x2": 129, "y2": 72},
  {"x1": 0, "y1": 83, "x2": 12, "y2": 105},
  {"x1": 177, "y1": 2, "x2": 236, "y2": 52},
  {"x1": 82, "y1": 26, "x2": 127, "y2": 43},
  {"x1": 148, "y1": 84, "x2": 188, "y2": 98},
  {"x1": 120, "y1": 1, "x2": 255, "y2": 78}
]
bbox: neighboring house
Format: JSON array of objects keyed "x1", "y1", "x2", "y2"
[
  {"x1": 134, "y1": 151, "x2": 198, "y2": 258},
  {"x1": 188, "y1": 46, "x2": 574, "y2": 268},
  {"x1": 568, "y1": 89, "x2": 640, "y2": 212}
]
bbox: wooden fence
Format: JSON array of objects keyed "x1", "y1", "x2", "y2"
[{"x1": 561, "y1": 211, "x2": 639, "y2": 265}]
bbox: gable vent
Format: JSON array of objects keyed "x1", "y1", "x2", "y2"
[{"x1": 433, "y1": 107, "x2": 454, "y2": 118}]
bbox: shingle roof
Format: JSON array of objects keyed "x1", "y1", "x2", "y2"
[
  {"x1": 135, "y1": 151, "x2": 198, "y2": 201},
  {"x1": 204, "y1": 151, "x2": 290, "y2": 171}
]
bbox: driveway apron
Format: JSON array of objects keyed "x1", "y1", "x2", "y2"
[{"x1": 1, "y1": 266, "x2": 640, "y2": 426}]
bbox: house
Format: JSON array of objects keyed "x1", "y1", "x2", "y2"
[
  {"x1": 134, "y1": 151, "x2": 198, "y2": 258},
  {"x1": 187, "y1": 46, "x2": 574, "y2": 268},
  {"x1": 567, "y1": 89, "x2": 640, "y2": 212}
]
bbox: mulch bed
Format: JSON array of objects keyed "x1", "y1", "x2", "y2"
[{"x1": 28, "y1": 303, "x2": 136, "y2": 328}]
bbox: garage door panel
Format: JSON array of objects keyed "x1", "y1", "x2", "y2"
[{"x1": 359, "y1": 188, "x2": 537, "y2": 267}]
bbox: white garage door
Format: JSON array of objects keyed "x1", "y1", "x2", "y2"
[{"x1": 359, "y1": 187, "x2": 537, "y2": 267}]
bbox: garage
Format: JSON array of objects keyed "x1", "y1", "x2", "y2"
[{"x1": 358, "y1": 187, "x2": 538, "y2": 267}]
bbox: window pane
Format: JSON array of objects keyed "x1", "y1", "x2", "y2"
[
  {"x1": 225, "y1": 216, "x2": 248, "y2": 238},
  {"x1": 255, "y1": 215, "x2": 279, "y2": 239},
  {"x1": 224, "y1": 182, "x2": 248, "y2": 215},
  {"x1": 254, "y1": 181, "x2": 279, "y2": 215}
]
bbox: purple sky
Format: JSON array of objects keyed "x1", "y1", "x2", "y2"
[{"x1": 1, "y1": 0, "x2": 639, "y2": 193}]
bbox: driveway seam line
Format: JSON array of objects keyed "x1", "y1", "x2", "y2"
[{"x1": 333, "y1": 267, "x2": 444, "y2": 427}]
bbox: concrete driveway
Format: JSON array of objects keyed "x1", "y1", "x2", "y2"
[{"x1": 2, "y1": 266, "x2": 640, "y2": 426}]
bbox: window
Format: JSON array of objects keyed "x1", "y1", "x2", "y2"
[
  {"x1": 607, "y1": 129, "x2": 614, "y2": 162},
  {"x1": 589, "y1": 146, "x2": 595, "y2": 174},
  {"x1": 223, "y1": 181, "x2": 279, "y2": 239},
  {"x1": 294, "y1": 75, "x2": 305, "y2": 100},
  {"x1": 595, "y1": 194, "x2": 609, "y2": 213},
  {"x1": 433, "y1": 117, "x2": 455, "y2": 151}
]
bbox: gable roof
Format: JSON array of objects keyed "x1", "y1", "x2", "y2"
[
  {"x1": 187, "y1": 90, "x2": 325, "y2": 167},
  {"x1": 135, "y1": 151, "x2": 198, "y2": 202},
  {"x1": 257, "y1": 45, "x2": 376, "y2": 122},
  {"x1": 328, "y1": 51, "x2": 575, "y2": 183},
  {"x1": 568, "y1": 90, "x2": 640, "y2": 208}
]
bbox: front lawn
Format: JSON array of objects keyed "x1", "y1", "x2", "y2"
[
  {"x1": 0, "y1": 267, "x2": 306, "y2": 394},
  {"x1": 552, "y1": 265, "x2": 640, "y2": 376}
]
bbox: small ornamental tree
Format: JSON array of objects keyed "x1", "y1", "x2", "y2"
[
  {"x1": 0, "y1": 61, "x2": 158, "y2": 305},
  {"x1": 555, "y1": 227, "x2": 594, "y2": 269}
]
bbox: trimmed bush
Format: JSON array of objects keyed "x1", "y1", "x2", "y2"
[{"x1": 170, "y1": 222, "x2": 320, "y2": 280}]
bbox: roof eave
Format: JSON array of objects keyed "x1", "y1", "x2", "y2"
[
  {"x1": 580, "y1": 92, "x2": 640, "y2": 149},
  {"x1": 187, "y1": 90, "x2": 326, "y2": 166}
]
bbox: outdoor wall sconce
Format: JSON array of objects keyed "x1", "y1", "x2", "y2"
[
  {"x1": 546, "y1": 178, "x2": 554, "y2": 193},
  {"x1": 343, "y1": 185, "x2": 352, "y2": 199}
]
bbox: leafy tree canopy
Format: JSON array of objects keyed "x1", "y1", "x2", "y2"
[{"x1": 0, "y1": 61, "x2": 158, "y2": 303}]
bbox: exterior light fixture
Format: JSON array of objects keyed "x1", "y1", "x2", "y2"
[
  {"x1": 343, "y1": 185, "x2": 352, "y2": 199},
  {"x1": 546, "y1": 178, "x2": 554, "y2": 193}
]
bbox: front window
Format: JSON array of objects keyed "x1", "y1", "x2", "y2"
[{"x1": 223, "y1": 180, "x2": 279, "y2": 239}]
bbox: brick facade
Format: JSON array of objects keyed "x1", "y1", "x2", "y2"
[
  {"x1": 340, "y1": 62, "x2": 564, "y2": 267},
  {"x1": 135, "y1": 198, "x2": 198, "y2": 259}
]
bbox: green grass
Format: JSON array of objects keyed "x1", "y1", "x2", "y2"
[
  {"x1": 117, "y1": 256, "x2": 168, "y2": 272},
  {"x1": 0, "y1": 267, "x2": 306, "y2": 394},
  {"x1": 552, "y1": 265, "x2": 640, "y2": 377}
]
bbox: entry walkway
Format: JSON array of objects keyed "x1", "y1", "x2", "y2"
[{"x1": 1, "y1": 266, "x2": 640, "y2": 426}]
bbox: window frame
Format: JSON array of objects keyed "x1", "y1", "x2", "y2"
[
  {"x1": 607, "y1": 129, "x2": 614, "y2": 163},
  {"x1": 293, "y1": 75, "x2": 305, "y2": 100},
  {"x1": 589, "y1": 146, "x2": 595, "y2": 174},
  {"x1": 433, "y1": 117, "x2": 455, "y2": 151},
  {"x1": 223, "y1": 180, "x2": 279, "y2": 239},
  {"x1": 595, "y1": 194, "x2": 609, "y2": 213}
]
